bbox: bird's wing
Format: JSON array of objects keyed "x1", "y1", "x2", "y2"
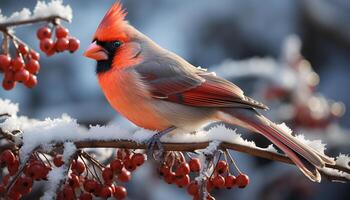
[{"x1": 134, "y1": 55, "x2": 268, "y2": 110}]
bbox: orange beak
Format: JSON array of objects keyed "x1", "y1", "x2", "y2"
[{"x1": 83, "y1": 41, "x2": 108, "y2": 61}]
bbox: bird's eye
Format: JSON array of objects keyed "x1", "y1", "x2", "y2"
[{"x1": 112, "y1": 41, "x2": 122, "y2": 48}]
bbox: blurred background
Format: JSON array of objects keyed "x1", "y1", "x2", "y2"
[{"x1": 1, "y1": 0, "x2": 350, "y2": 199}]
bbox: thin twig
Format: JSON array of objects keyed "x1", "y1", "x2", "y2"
[{"x1": 226, "y1": 149, "x2": 242, "y2": 174}]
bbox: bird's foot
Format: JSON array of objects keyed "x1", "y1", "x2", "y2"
[{"x1": 146, "y1": 126, "x2": 176, "y2": 160}]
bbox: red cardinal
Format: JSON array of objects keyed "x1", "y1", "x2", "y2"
[{"x1": 84, "y1": 2, "x2": 334, "y2": 182}]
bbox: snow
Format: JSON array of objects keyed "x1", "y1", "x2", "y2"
[
  {"x1": 0, "y1": 8, "x2": 32, "y2": 23},
  {"x1": 295, "y1": 134, "x2": 327, "y2": 155},
  {"x1": 41, "y1": 142, "x2": 76, "y2": 200},
  {"x1": 62, "y1": 142, "x2": 77, "y2": 161},
  {"x1": 0, "y1": 0, "x2": 72, "y2": 24},
  {"x1": 33, "y1": 0, "x2": 73, "y2": 22},
  {"x1": 276, "y1": 122, "x2": 328, "y2": 155},
  {"x1": 40, "y1": 167, "x2": 65, "y2": 200},
  {"x1": 320, "y1": 167, "x2": 350, "y2": 183},
  {"x1": 0, "y1": 99, "x2": 19, "y2": 116},
  {"x1": 195, "y1": 141, "x2": 221, "y2": 183},
  {"x1": 0, "y1": 97, "x2": 338, "y2": 166},
  {"x1": 201, "y1": 140, "x2": 221, "y2": 156},
  {"x1": 335, "y1": 154, "x2": 350, "y2": 169}
]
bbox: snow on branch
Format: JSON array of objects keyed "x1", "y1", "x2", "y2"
[
  {"x1": 0, "y1": 98, "x2": 349, "y2": 183},
  {"x1": 0, "y1": 0, "x2": 72, "y2": 30}
]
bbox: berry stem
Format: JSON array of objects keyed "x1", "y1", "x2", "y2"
[
  {"x1": 39, "y1": 152, "x2": 52, "y2": 167},
  {"x1": 1, "y1": 33, "x2": 10, "y2": 55},
  {"x1": 225, "y1": 149, "x2": 242, "y2": 175}
]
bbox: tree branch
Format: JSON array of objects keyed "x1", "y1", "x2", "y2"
[
  {"x1": 1, "y1": 126, "x2": 349, "y2": 183},
  {"x1": 73, "y1": 140, "x2": 350, "y2": 173},
  {"x1": 0, "y1": 15, "x2": 70, "y2": 31}
]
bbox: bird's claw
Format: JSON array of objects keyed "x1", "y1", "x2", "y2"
[
  {"x1": 146, "y1": 134, "x2": 164, "y2": 160},
  {"x1": 145, "y1": 126, "x2": 176, "y2": 160}
]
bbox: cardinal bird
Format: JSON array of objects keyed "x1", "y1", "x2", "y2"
[{"x1": 84, "y1": 2, "x2": 334, "y2": 182}]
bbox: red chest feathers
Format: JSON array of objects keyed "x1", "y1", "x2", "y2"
[{"x1": 97, "y1": 70, "x2": 170, "y2": 130}]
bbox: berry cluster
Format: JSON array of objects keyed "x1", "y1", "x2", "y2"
[
  {"x1": 0, "y1": 150, "x2": 50, "y2": 200},
  {"x1": 37, "y1": 25, "x2": 80, "y2": 56},
  {"x1": 0, "y1": 23, "x2": 80, "y2": 91},
  {"x1": 158, "y1": 152, "x2": 249, "y2": 199},
  {"x1": 0, "y1": 147, "x2": 249, "y2": 200},
  {"x1": 56, "y1": 149, "x2": 145, "y2": 200},
  {"x1": 0, "y1": 148, "x2": 145, "y2": 200},
  {"x1": 0, "y1": 45, "x2": 39, "y2": 90}
]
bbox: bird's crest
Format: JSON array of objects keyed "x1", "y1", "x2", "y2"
[{"x1": 94, "y1": 1, "x2": 129, "y2": 41}]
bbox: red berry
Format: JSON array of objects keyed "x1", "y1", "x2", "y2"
[
  {"x1": 110, "y1": 159, "x2": 123, "y2": 173},
  {"x1": 53, "y1": 155, "x2": 64, "y2": 167},
  {"x1": 63, "y1": 185, "x2": 75, "y2": 200},
  {"x1": 212, "y1": 175, "x2": 225, "y2": 189},
  {"x1": 225, "y1": 175, "x2": 236, "y2": 189},
  {"x1": 18, "y1": 43, "x2": 28, "y2": 55},
  {"x1": 8, "y1": 159, "x2": 20, "y2": 176},
  {"x1": 0, "y1": 54, "x2": 11, "y2": 71},
  {"x1": 124, "y1": 158, "x2": 137, "y2": 171},
  {"x1": 46, "y1": 46, "x2": 56, "y2": 56},
  {"x1": 2, "y1": 71, "x2": 16, "y2": 90},
  {"x1": 236, "y1": 174, "x2": 249, "y2": 188},
  {"x1": 176, "y1": 174, "x2": 190, "y2": 188},
  {"x1": 215, "y1": 160, "x2": 228, "y2": 174},
  {"x1": 0, "y1": 183, "x2": 5, "y2": 194},
  {"x1": 164, "y1": 171, "x2": 176, "y2": 184},
  {"x1": 102, "y1": 167, "x2": 114, "y2": 183},
  {"x1": 11, "y1": 57, "x2": 25, "y2": 71},
  {"x1": 14, "y1": 69, "x2": 30, "y2": 82},
  {"x1": 68, "y1": 174, "x2": 80, "y2": 188},
  {"x1": 14, "y1": 176, "x2": 33, "y2": 195},
  {"x1": 29, "y1": 49, "x2": 40, "y2": 60},
  {"x1": 118, "y1": 169, "x2": 131, "y2": 182},
  {"x1": 26, "y1": 59, "x2": 40, "y2": 74},
  {"x1": 72, "y1": 160, "x2": 85, "y2": 174},
  {"x1": 55, "y1": 38, "x2": 69, "y2": 52},
  {"x1": 3, "y1": 174, "x2": 10, "y2": 185},
  {"x1": 68, "y1": 37, "x2": 80, "y2": 52},
  {"x1": 83, "y1": 179, "x2": 99, "y2": 193},
  {"x1": 0, "y1": 149, "x2": 16, "y2": 165},
  {"x1": 159, "y1": 165, "x2": 170, "y2": 176},
  {"x1": 25, "y1": 162, "x2": 49, "y2": 180},
  {"x1": 187, "y1": 181, "x2": 199, "y2": 196},
  {"x1": 40, "y1": 38, "x2": 54, "y2": 53},
  {"x1": 100, "y1": 185, "x2": 113, "y2": 198},
  {"x1": 8, "y1": 188, "x2": 22, "y2": 200},
  {"x1": 24, "y1": 74, "x2": 37, "y2": 88},
  {"x1": 37, "y1": 26, "x2": 52, "y2": 40},
  {"x1": 189, "y1": 158, "x2": 201, "y2": 172},
  {"x1": 79, "y1": 192, "x2": 92, "y2": 200},
  {"x1": 2, "y1": 80, "x2": 16, "y2": 90},
  {"x1": 114, "y1": 185, "x2": 127, "y2": 199},
  {"x1": 207, "y1": 180, "x2": 214, "y2": 191},
  {"x1": 56, "y1": 26, "x2": 69, "y2": 38},
  {"x1": 176, "y1": 162, "x2": 190, "y2": 176},
  {"x1": 131, "y1": 153, "x2": 145, "y2": 167}
]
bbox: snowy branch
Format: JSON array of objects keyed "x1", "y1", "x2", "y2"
[
  {"x1": 1, "y1": 127, "x2": 349, "y2": 183},
  {"x1": 0, "y1": 15, "x2": 69, "y2": 31}
]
